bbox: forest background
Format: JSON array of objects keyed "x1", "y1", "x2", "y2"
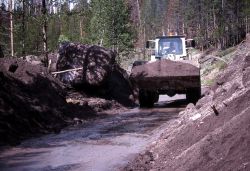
[{"x1": 1, "y1": 0, "x2": 250, "y2": 64}]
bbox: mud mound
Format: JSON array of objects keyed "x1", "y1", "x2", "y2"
[
  {"x1": 130, "y1": 59, "x2": 200, "y2": 90},
  {"x1": 130, "y1": 59, "x2": 200, "y2": 78},
  {"x1": 56, "y1": 43, "x2": 135, "y2": 107},
  {"x1": 66, "y1": 91, "x2": 126, "y2": 113},
  {"x1": 0, "y1": 58, "x2": 93, "y2": 146},
  {"x1": 124, "y1": 35, "x2": 250, "y2": 171},
  {"x1": 103, "y1": 65, "x2": 135, "y2": 106}
]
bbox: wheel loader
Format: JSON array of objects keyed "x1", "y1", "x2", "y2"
[{"x1": 130, "y1": 35, "x2": 201, "y2": 107}]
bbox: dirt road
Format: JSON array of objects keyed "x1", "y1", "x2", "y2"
[{"x1": 0, "y1": 95, "x2": 186, "y2": 171}]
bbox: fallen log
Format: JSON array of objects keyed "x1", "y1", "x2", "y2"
[{"x1": 52, "y1": 67, "x2": 83, "y2": 75}]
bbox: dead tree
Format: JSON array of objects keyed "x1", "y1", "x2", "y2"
[
  {"x1": 42, "y1": 0, "x2": 48, "y2": 67},
  {"x1": 9, "y1": 0, "x2": 14, "y2": 56},
  {"x1": 21, "y1": 0, "x2": 26, "y2": 56}
]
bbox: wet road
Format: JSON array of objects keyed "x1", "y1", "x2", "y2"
[{"x1": 0, "y1": 95, "x2": 186, "y2": 171}]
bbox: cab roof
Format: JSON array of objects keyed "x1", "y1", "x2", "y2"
[{"x1": 156, "y1": 36, "x2": 185, "y2": 39}]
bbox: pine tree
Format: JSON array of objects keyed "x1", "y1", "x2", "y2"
[{"x1": 89, "y1": 0, "x2": 135, "y2": 52}]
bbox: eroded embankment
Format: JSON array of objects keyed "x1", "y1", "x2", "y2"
[{"x1": 123, "y1": 35, "x2": 250, "y2": 171}]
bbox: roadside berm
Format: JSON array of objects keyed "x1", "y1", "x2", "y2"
[
  {"x1": 123, "y1": 35, "x2": 250, "y2": 171},
  {"x1": 0, "y1": 44, "x2": 135, "y2": 146},
  {"x1": 0, "y1": 58, "x2": 73, "y2": 145}
]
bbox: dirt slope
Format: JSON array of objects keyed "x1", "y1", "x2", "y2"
[
  {"x1": 0, "y1": 50, "x2": 132, "y2": 146},
  {"x1": 0, "y1": 58, "x2": 95, "y2": 146},
  {"x1": 123, "y1": 35, "x2": 250, "y2": 171}
]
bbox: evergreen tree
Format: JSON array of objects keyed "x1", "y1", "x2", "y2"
[{"x1": 89, "y1": 0, "x2": 135, "y2": 52}]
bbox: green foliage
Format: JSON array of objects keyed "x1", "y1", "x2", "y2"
[
  {"x1": 141, "y1": 0, "x2": 168, "y2": 39},
  {"x1": 215, "y1": 61, "x2": 227, "y2": 71},
  {"x1": 202, "y1": 78, "x2": 215, "y2": 86},
  {"x1": 216, "y1": 47, "x2": 237, "y2": 57},
  {"x1": 88, "y1": 0, "x2": 135, "y2": 53},
  {"x1": 182, "y1": 0, "x2": 250, "y2": 49},
  {"x1": 58, "y1": 34, "x2": 70, "y2": 43},
  {"x1": 2, "y1": 0, "x2": 250, "y2": 59}
]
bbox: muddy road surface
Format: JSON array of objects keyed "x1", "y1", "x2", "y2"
[{"x1": 0, "y1": 95, "x2": 186, "y2": 171}]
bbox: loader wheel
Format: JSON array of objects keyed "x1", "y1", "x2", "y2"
[
  {"x1": 139, "y1": 89, "x2": 158, "y2": 108},
  {"x1": 132, "y1": 61, "x2": 147, "y2": 68},
  {"x1": 186, "y1": 87, "x2": 201, "y2": 104},
  {"x1": 153, "y1": 93, "x2": 159, "y2": 103}
]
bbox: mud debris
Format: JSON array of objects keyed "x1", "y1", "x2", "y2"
[{"x1": 0, "y1": 45, "x2": 132, "y2": 146}]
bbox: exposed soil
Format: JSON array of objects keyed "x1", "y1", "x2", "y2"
[
  {"x1": 0, "y1": 56, "x2": 128, "y2": 146},
  {"x1": 130, "y1": 59, "x2": 200, "y2": 90},
  {"x1": 1, "y1": 36, "x2": 250, "y2": 170},
  {"x1": 0, "y1": 58, "x2": 90, "y2": 145},
  {"x1": 130, "y1": 59, "x2": 200, "y2": 78},
  {"x1": 123, "y1": 35, "x2": 250, "y2": 171}
]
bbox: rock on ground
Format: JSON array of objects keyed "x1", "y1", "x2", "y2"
[
  {"x1": 123, "y1": 34, "x2": 250, "y2": 171},
  {"x1": 56, "y1": 43, "x2": 135, "y2": 107},
  {"x1": 56, "y1": 43, "x2": 90, "y2": 86}
]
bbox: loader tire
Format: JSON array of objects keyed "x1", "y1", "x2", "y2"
[
  {"x1": 186, "y1": 87, "x2": 201, "y2": 104},
  {"x1": 132, "y1": 61, "x2": 147, "y2": 68},
  {"x1": 139, "y1": 89, "x2": 158, "y2": 108}
]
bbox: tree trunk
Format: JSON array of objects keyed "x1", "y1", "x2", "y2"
[
  {"x1": 0, "y1": 45, "x2": 4, "y2": 58},
  {"x1": 213, "y1": 5, "x2": 216, "y2": 28},
  {"x1": 136, "y1": 0, "x2": 143, "y2": 47},
  {"x1": 22, "y1": 0, "x2": 26, "y2": 56},
  {"x1": 246, "y1": 16, "x2": 248, "y2": 34},
  {"x1": 9, "y1": 0, "x2": 14, "y2": 56},
  {"x1": 80, "y1": 19, "x2": 83, "y2": 38},
  {"x1": 136, "y1": 0, "x2": 141, "y2": 28},
  {"x1": 42, "y1": 0, "x2": 48, "y2": 67}
]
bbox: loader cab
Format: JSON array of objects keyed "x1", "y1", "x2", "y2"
[{"x1": 146, "y1": 36, "x2": 191, "y2": 62}]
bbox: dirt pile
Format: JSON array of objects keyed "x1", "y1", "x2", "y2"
[
  {"x1": 66, "y1": 91, "x2": 126, "y2": 113},
  {"x1": 131, "y1": 59, "x2": 200, "y2": 78},
  {"x1": 124, "y1": 35, "x2": 250, "y2": 171},
  {"x1": 0, "y1": 58, "x2": 95, "y2": 146},
  {"x1": 0, "y1": 44, "x2": 135, "y2": 145},
  {"x1": 56, "y1": 43, "x2": 135, "y2": 107},
  {"x1": 130, "y1": 59, "x2": 200, "y2": 90},
  {"x1": 24, "y1": 53, "x2": 59, "y2": 72}
]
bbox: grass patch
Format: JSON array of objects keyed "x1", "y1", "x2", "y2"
[
  {"x1": 216, "y1": 47, "x2": 237, "y2": 57},
  {"x1": 214, "y1": 61, "x2": 227, "y2": 71},
  {"x1": 202, "y1": 78, "x2": 215, "y2": 86}
]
